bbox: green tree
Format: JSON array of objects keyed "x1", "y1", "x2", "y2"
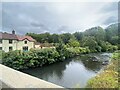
[
  {"x1": 60, "y1": 33, "x2": 74, "y2": 44},
  {"x1": 84, "y1": 26, "x2": 105, "y2": 42},
  {"x1": 82, "y1": 36, "x2": 99, "y2": 52},
  {"x1": 73, "y1": 32, "x2": 84, "y2": 41},
  {"x1": 105, "y1": 23, "x2": 118, "y2": 44},
  {"x1": 67, "y1": 39, "x2": 80, "y2": 47},
  {"x1": 51, "y1": 34, "x2": 60, "y2": 43}
]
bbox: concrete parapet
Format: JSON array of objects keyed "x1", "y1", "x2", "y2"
[{"x1": 0, "y1": 64, "x2": 64, "y2": 89}]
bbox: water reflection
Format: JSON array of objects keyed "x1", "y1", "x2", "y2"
[
  {"x1": 76, "y1": 55, "x2": 103, "y2": 72},
  {"x1": 22, "y1": 53, "x2": 111, "y2": 88},
  {"x1": 22, "y1": 59, "x2": 71, "y2": 81}
]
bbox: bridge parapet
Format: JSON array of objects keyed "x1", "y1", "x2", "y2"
[{"x1": 0, "y1": 64, "x2": 64, "y2": 89}]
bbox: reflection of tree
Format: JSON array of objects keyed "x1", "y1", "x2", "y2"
[
  {"x1": 74, "y1": 55, "x2": 103, "y2": 72},
  {"x1": 21, "y1": 59, "x2": 71, "y2": 80},
  {"x1": 81, "y1": 60, "x2": 102, "y2": 72}
]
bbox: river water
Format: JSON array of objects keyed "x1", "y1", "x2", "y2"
[{"x1": 22, "y1": 53, "x2": 112, "y2": 88}]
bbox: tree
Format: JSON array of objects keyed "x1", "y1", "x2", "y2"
[
  {"x1": 82, "y1": 36, "x2": 99, "y2": 52},
  {"x1": 51, "y1": 34, "x2": 60, "y2": 43},
  {"x1": 67, "y1": 38, "x2": 80, "y2": 47},
  {"x1": 105, "y1": 23, "x2": 118, "y2": 44},
  {"x1": 84, "y1": 26, "x2": 105, "y2": 42},
  {"x1": 60, "y1": 33, "x2": 74, "y2": 44},
  {"x1": 73, "y1": 32, "x2": 84, "y2": 41}
]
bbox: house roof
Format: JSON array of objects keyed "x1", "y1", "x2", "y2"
[
  {"x1": 0, "y1": 32, "x2": 35, "y2": 42},
  {"x1": 16, "y1": 35, "x2": 36, "y2": 41},
  {"x1": 0, "y1": 32, "x2": 18, "y2": 40}
]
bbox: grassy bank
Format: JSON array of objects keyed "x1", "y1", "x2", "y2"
[{"x1": 86, "y1": 51, "x2": 120, "y2": 88}]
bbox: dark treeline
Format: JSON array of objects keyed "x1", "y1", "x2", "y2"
[{"x1": 26, "y1": 23, "x2": 119, "y2": 52}]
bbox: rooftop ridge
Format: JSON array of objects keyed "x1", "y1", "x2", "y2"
[{"x1": 0, "y1": 32, "x2": 35, "y2": 41}]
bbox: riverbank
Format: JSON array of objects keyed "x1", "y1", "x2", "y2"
[
  {"x1": 1, "y1": 46, "x2": 90, "y2": 70},
  {"x1": 86, "y1": 51, "x2": 120, "y2": 88},
  {"x1": 2, "y1": 42, "x2": 115, "y2": 70}
]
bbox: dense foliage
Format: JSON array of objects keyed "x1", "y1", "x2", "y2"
[
  {"x1": 2, "y1": 45, "x2": 89, "y2": 70},
  {"x1": 86, "y1": 51, "x2": 120, "y2": 88},
  {"x1": 105, "y1": 24, "x2": 118, "y2": 45},
  {"x1": 26, "y1": 23, "x2": 119, "y2": 53},
  {"x1": 0, "y1": 50, "x2": 5, "y2": 63}
]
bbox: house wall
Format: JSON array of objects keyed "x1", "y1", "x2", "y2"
[
  {"x1": 17, "y1": 39, "x2": 34, "y2": 51},
  {"x1": 0, "y1": 39, "x2": 17, "y2": 52},
  {"x1": 0, "y1": 39, "x2": 34, "y2": 52}
]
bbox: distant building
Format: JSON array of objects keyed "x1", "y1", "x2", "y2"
[
  {"x1": 34, "y1": 42, "x2": 42, "y2": 49},
  {"x1": 0, "y1": 30, "x2": 35, "y2": 52},
  {"x1": 34, "y1": 42, "x2": 55, "y2": 49}
]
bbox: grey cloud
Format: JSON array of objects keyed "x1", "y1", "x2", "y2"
[
  {"x1": 0, "y1": 3, "x2": 2, "y2": 28},
  {"x1": 103, "y1": 16, "x2": 118, "y2": 25},
  {"x1": 101, "y1": 2, "x2": 118, "y2": 12},
  {"x1": 2, "y1": 2, "x2": 118, "y2": 34},
  {"x1": 98, "y1": 2, "x2": 118, "y2": 25},
  {"x1": 30, "y1": 22, "x2": 51, "y2": 33},
  {"x1": 30, "y1": 22, "x2": 44, "y2": 27},
  {"x1": 2, "y1": 2, "x2": 61, "y2": 34},
  {"x1": 2, "y1": 3, "x2": 40, "y2": 32}
]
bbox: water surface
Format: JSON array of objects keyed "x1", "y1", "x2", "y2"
[{"x1": 22, "y1": 53, "x2": 112, "y2": 88}]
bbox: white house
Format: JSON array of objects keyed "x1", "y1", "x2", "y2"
[{"x1": 0, "y1": 30, "x2": 35, "y2": 52}]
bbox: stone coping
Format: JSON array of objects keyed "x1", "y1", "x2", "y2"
[{"x1": 0, "y1": 64, "x2": 64, "y2": 88}]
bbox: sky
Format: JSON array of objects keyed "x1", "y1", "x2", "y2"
[{"x1": 0, "y1": 1, "x2": 118, "y2": 35}]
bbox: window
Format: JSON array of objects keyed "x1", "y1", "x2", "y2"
[
  {"x1": 0, "y1": 40, "x2": 2, "y2": 43},
  {"x1": 23, "y1": 46, "x2": 28, "y2": 51},
  {"x1": 9, "y1": 47, "x2": 12, "y2": 51},
  {"x1": 0, "y1": 47, "x2": 2, "y2": 50},
  {"x1": 9, "y1": 40, "x2": 12, "y2": 44},
  {"x1": 24, "y1": 41, "x2": 27, "y2": 44}
]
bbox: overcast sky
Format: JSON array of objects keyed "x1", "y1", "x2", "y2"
[{"x1": 1, "y1": 1, "x2": 118, "y2": 35}]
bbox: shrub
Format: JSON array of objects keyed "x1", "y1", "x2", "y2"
[
  {"x1": 2, "y1": 48, "x2": 60, "y2": 70},
  {"x1": 86, "y1": 70, "x2": 118, "y2": 88},
  {"x1": 0, "y1": 50, "x2": 5, "y2": 62},
  {"x1": 66, "y1": 47, "x2": 90, "y2": 57}
]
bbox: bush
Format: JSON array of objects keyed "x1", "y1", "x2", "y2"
[
  {"x1": 2, "y1": 48, "x2": 60, "y2": 70},
  {"x1": 100, "y1": 41, "x2": 118, "y2": 52},
  {"x1": 66, "y1": 47, "x2": 90, "y2": 57},
  {"x1": 2, "y1": 44, "x2": 91, "y2": 70},
  {"x1": 0, "y1": 50, "x2": 5, "y2": 59},
  {"x1": 86, "y1": 70, "x2": 118, "y2": 88},
  {"x1": 67, "y1": 39, "x2": 80, "y2": 47}
]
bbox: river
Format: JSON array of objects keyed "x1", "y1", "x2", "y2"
[{"x1": 21, "y1": 53, "x2": 112, "y2": 88}]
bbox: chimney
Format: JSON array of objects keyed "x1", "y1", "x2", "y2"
[{"x1": 12, "y1": 30, "x2": 15, "y2": 34}]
